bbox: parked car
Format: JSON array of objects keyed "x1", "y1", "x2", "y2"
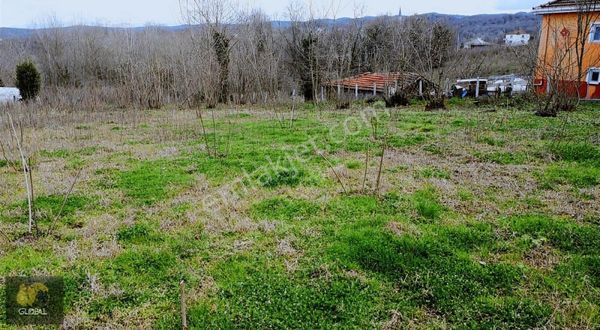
[
  {"x1": 0, "y1": 87, "x2": 21, "y2": 103},
  {"x1": 454, "y1": 79, "x2": 488, "y2": 98}
]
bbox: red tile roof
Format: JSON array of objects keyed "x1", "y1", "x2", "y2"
[{"x1": 326, "y1": 72, "x2": 422, "y2": 93}]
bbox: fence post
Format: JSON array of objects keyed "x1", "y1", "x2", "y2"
[
  {"x1": 373, "y1": 83, "x2": 376, "y2": 96},
  {"x1": 475, "y1": 77, "x2": 480, "y2": 98},
  {"x1": 445, "y1": 78, "x2": 450, "y2": 96},
  {"x1": 355, "y1": 84, "x2": 358, "y2": 99},
  {"x1": 337, "y1": 84, "x2": 341, "y2": 97},
  {"x1": 419, "y1": 80, "x2": 423, "y2": 97},
  {"x1": 321, "y1": 86, "x2": 324, "y2": 102},
  {"x1": 180, "y1": 281, "x2": 188, "y2": 330}
]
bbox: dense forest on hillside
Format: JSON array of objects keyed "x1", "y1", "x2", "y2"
[{"x1": 424, "y1": 12, "x2": 540, "y2": 42}]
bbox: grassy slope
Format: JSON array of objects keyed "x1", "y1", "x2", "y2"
[{"x1": 0, "y1": 101, "x2": 599, "y2": 329}]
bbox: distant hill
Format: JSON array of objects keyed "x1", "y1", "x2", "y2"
[
  {"x1": 0, "y1": 25, "x2": 191, "y2": 40},
  {"x1": 0, "y1": 27, "x2": 35, "y2": 39},
  {"x1": 0, "y1": 12, "x2": 540, "y2": 43},
  {"x1": 422, "y1": 12, "x2": 541, "y2": 43}
]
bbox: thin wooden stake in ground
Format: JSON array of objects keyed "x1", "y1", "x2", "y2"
[
  {"x1": 195, "y1": 106, "x2": 212, "y2": 157},
  {"x1": 180, "y1": 280, "x2": 188, "y2": 330},
  {"x1": 46, "y1": 168, "x2": 84, "y2": 236},
  {"x1": 318, "y1": 151, "x2": 348, "y2": 194},
  {"x1": 28, "y1": 157, "x2": 35, "y2": 232},
  {"x1": 362, "y1": 145, "x2": 370, "y2": 194},
  {"x1": 7, "y1": 112, "x2": 34, "y2": 234},
  {"x1": 375, "y1": 134, "x2": 388, "y2": 196},
  {"x1": 290, "y1": 101, "x2": 296, "y2": 129}
]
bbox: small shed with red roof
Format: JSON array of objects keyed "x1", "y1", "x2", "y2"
[{"x1": 324, "y1": 72, "x2": 432, "y2": 99}]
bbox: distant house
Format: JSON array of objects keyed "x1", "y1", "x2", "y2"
[
  {"x1": 533, "y1": 0, "x2": 600, "y2": 100},
  {"x1": 462, "y1": 38, "x2": 493, "y2": 49},
  {"x1": 505, "y1": 33, "x2": 531, "y2": 46},
  {"x1": 0, "y1": 87, "x2": 21, "y2": 103}
]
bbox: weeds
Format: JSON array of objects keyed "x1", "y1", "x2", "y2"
[
  {"x1": 477, "y1": 151, "x2": 530, "y2": 165},
  {"x1": 540, "y1": 163, "x2": 600, "y2": 188},
  {"x1": 412, "y1": 188, "x2": 445, "y2": 221},
  {"x1": 506, "y1": 215, "x2": 600, "y2": 255},
  {"x1": 419, "y1": 167, "x2": 451, "y2": 179},
  {"x1": 184, "y1": 267, "x2": 378, "y2": 328},
  {"x1": 251, "y1": 197, "x2": 320, "y2": 221},
  {"x1": 256, "y1": 166, "x2": 306, "y2": 188},
  {"x1": 547, "y1": 141, "x2": 600, "y2": 165},
  {"x1": 1, "y1": 105, "x2": 599, "y2": 328},
  {"x1": 117, "y1": 222, "x2": 162, "y2": 244},
  {"x1": 116, "y1": 160, "x2": 194, "y2": 205}
]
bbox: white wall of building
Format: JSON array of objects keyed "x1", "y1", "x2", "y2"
[{"x1": 505, "y1": 34, "x2": 530, "y2": 46}]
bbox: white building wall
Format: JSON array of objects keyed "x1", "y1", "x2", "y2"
[{"x1": 505, "y1": 34, "x2": 531, "y2": 46}]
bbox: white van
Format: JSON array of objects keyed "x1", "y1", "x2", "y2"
[{"x1": 0, "y1": 87, "x2": 21, "y2": 103}]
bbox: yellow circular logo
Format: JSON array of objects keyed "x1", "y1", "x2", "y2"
[{"x1": 16, "y1": 283, "x2": 49, "y2": 307}]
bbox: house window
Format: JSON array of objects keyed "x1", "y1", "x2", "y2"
[
  {"x1": 589, "y1": 68, "x2": 600, "y2": 85},
  {"x1": 592, "y1": 24, "x2": 600, "y2": 42}
]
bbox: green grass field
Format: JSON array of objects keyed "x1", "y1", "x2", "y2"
[{"x1": 1, "y1": 101, "x2": 599, "y2": 328}]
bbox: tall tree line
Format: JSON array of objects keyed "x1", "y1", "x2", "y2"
[{"x1": 0, "y1": 1, "x2": 460, "y2": 108}]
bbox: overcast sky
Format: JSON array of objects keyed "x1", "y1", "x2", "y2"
[{"x1": 0, "y1": 0, "x2": 546, "y2": 28}]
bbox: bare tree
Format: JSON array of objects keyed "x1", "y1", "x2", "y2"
[
  {"x1": 181, "y1": 0, "x2": 239, "y2": 105},
  {"x1": 403, "y1": 17, "x2": 480, "y2": 109},
  {"x1": 230, "y1": 10, "x2": 282, "y2": 103},
  {"x1": 282, "y1": 1, "x2": 328, "y2": 102}
]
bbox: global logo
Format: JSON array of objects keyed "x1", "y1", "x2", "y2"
[
  {"x1": 16, "y1": 283, "x2": 49, "y2": 307},
  {"x1": 5, "y1": 276, "x2": 64, "y2": 325}
]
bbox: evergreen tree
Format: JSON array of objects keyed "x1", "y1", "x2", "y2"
[{"x1": 15, "y1": 61, "x2": 41, "y2": 101}]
